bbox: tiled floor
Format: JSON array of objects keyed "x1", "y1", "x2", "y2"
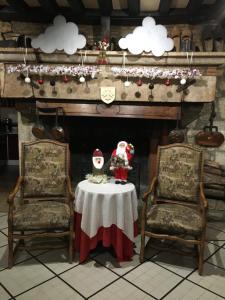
[
  {"x1": 1, "y1": 167, "x2": 225, "y2": 299},
  {"x1": 0, "y1": 213, "x2": 225, "y2": 300}
]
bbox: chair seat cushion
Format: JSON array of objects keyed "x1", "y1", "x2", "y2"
[
  {"x1": 146, "y1": 203, "x2": 203, "y2": 236},
  {"x1": 13, "y1": 201, "x2": 71, "y2": 230}
]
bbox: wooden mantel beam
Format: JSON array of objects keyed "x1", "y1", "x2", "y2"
[{"x1": 17, "y1": 100, "x2": 181, "y2": 120}]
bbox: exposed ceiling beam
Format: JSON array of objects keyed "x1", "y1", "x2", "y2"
[
  {"x1": 97, "y1": 0, "x2": 112, "y2": 16},
  {"x1": 0, "y1": 6, "x2": 216, "y2": 25},
  {"x1": 203, "y1": 0, "x2": 225, "y2": 19},
  {"x1": 101, "y1": 16, "x2": 110, "y2": 39},
  {"x1": 67, "y1": 0, "x2": 84, "y2": 15},
  {"x1": 187, "y1": 0, "x2": 204, "y2": 15},
  {"x1": 159, "y1": 0, "x2": 171, "y2": 15},
  {"x1": 38, "y1": 0, "x2": 58, "y2": 15},
  {"x1": 6, "y1": 0, "x2": 29, "y2": 11},
  {"x1": 127, "y1": 0, "x2": 139, "y2": 16}
]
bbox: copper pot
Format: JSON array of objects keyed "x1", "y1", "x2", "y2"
[
  {"x1": 51, "y1": 107, "x2": 65, "y2": 141},
  {"x1": 32, "y1": 108, "x2": 45, "y2": 139}
]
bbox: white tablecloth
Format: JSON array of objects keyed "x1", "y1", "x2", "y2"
[{"x1": 74, "y1": 179, "x2": 138, "y2": 242}]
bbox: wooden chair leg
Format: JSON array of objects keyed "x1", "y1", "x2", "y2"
[
  {"x1": 140, "y1": 232, "x2": 145, "y2": 263},
  {"x1": 8, "y1": 231, "x2": 14, "y2": 269},
  {"x1": 68, "y1": 232, "x2": 73, "y2": 264},
  {"x1": 20, "y1": 230, "x2": 25, "y2": 246},
  {"x1": 198, "y1": 234, "x2": 205, "y2": 275}
]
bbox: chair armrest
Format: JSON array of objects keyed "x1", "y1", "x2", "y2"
[
  {"x1": 8, "y1": 176, "x2": 24, "y2": 204},
  {"x1": 142, "y1": 177, "x2": 157, "y2": 203},
  {"x1": 66, "y1": 176, "x2": 75, "y2": 201},
  {"x1": 200, "y1": 182, "x2": 208, "y2": 209}
]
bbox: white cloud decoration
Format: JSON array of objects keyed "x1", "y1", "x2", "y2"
[
  {"x1": 31, "y1": 15, "x2": 86, "y2": 55},
  {"x1": 118, "y1": 17, "x2": 174, "y2": 57}
]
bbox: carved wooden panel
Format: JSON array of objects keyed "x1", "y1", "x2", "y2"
[{"x1": 36, "y1": 101, "x2": 181, "y2": 120}]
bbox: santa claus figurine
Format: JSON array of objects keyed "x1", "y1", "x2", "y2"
[
  {"x1": 110, "y1": 141, "x2": 134, "y2": 184},
  {"x1": 92, "y1": 149, "x2": 104, "y2": 176}
]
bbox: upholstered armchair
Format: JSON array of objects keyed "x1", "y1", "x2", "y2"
[
  {"x1": 140, "y1": 143, "x2": 207, "y2": 275},
  {"x1": 8, "y1": 140, "x2": 74, "y2": 268}
]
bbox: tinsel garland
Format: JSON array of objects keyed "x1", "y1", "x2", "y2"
[
  {"x1": 85, "y1": 174, "x2": 109, "y2": 184},
  {"x1": 6, "y1": 64, "x2": 100, "y2": 78},
  {"x1": 111, "y1": 66, "x2": 202, "y2": 79}
]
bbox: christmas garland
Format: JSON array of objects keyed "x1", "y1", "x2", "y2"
[
  {"x1": 85, "y1": 174, "x2": 109, "y2": 184},
  {"x1": 6, "y1": 64, "x2": 100, "y2": 78},
  {"x1": 111, "y1": 66, "x2": 202, "y2": 79}
]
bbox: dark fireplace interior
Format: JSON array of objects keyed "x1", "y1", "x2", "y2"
[{"x1": 41, "y1": 115, "x2": 175, "y2": 197}]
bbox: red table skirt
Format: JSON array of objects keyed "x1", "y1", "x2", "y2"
[{"x1": 74, "y1": 212, "x2": 138, "y2": 263}]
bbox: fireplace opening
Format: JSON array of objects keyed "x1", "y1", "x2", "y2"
[
  {"x1": 68, "y1": 116, "x2": 150, "y2": 195},
  {"x1": 38, "y1": 115, "x2": 174, "y2": 196}
]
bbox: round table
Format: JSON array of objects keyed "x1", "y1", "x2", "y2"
[{"x1": 74, "y1": 179, "x2": 138, "y2": 262}]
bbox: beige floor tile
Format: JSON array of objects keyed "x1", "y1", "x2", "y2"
[
  {"x1": 0, "y1": 258, "x2": 55, "y2": 296},
  {"x1": 150, "y1": 242, "x2": 220, "y2": 277},
  {"x1": 134, "y1": 234, "x2": 160, "y2": 259},
  {"x1": 124, "y1": 261, "x2": 182, "y2": 299},
  {"x1": 206, "y1": 227, "x2": 225, "y2": 242},
  {"x1": 150, "y1": 251, "x2": 196, "y2": 277},
  {"x1": 0, "y1": 215, "x2": 7, "y2": 230},
  {"x1": 90, "y1": 278, "x2": 154, "y2": 300},
  {"x1": 133, "y1": 234, "x2": 147, "y2": 255},
  {"x1": 210, "y1": 240, "x2": 225, "y2": 247},
  {"x1": 60, "y1": 259, "x2": 118, "y2": 298},
  {"x1": 0, "y1": 285, "x2": 11, "y2": 300},
  {"x1": 0, "y1": 228, "x2": 7, "y2": 235},
  {"x1": 0, "y1": 245, "x2": 32, "y2": 271},
  {"x1": 205, "y1": 243, "x2": 220, "y2": 259},
  {"x1": 15, "y1": 277, "x2": 83, "y2": 300},
  {"x1": 37, "y1": 249, "x2": 80, "y2": 274},
  {"x1": 0, "y1": 232, "x2": 7, "y2": 247},
  {"x1": 188, "y1": 262, "x2": 225, "y2": 298},
  {"x1": 207, "y1": 222, "x2": 225, "y2": 233},
  {"x1": 164, "y1": 280, "x2": 224, "y2": 300},
  {"x1": 94, "y1": 252, "x2": 141, "y2": 276},
  {"x1": 207, "y1": 247, "x2": 225, "y2": 269}
]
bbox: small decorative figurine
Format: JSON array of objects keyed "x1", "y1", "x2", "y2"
[
  {"x1": 92, "y1": 149, "x2": 104, "y2": 176},
  {"x1": 97, "y1": 37, "x2": 109, "y2": 64},
  {"x1": 110, "y1": 141, "x2": 134, "y2": 184},
  {"x1": 86, "y1": 149, "x2": 108, "y2": 183}
]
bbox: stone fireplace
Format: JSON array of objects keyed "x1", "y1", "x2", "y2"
[
  {"x1": 1, "y1": 49, "x2": 225, "y2": 219},
  {"x1": 17, "y1": 101, "x2": 178, "y2": 196}
]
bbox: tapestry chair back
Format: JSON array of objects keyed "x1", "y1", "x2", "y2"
[
  {"x1": 156, "y1": 144, "x2": 203, "y2": 204},
  {"x1": 21, "y1": 140, "x2": 69, "y2": 201}
]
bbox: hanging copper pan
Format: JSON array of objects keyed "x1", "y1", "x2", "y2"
[
  {"x1": 168, "y1": 91, "x2": 185, "y2": 144},
  {"x1": 32, "y1": 108, "x2": 45, "y2": 139},
  {"x1": 195, "y1": 102, "x2": 224, "y2": 147},
  {"x1": 51, "y1": 107, "x2": 65, "y2": 141}
]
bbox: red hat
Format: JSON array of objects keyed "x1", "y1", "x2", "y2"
[{"x1": 93, "y1": 149, "x2": 103, "y2": 157}]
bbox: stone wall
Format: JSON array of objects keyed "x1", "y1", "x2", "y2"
[
  {"x1": 185, "y1": 74, "x2": 225, "y2": 165},
  {"x1": 0, "y1": 19, "x2": 214, "y2": 52},
  {"x1": 183, "y1": 73, "x2": 225, "y2": 220}
]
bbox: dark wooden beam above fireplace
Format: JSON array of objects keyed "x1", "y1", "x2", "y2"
[{"x1": 34, "y1": 101, "x2": 181, "y2": 120}]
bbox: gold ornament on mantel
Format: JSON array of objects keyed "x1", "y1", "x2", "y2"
[{"x1": 100, "y1": 87, "x2": 116, "y2": 104}]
